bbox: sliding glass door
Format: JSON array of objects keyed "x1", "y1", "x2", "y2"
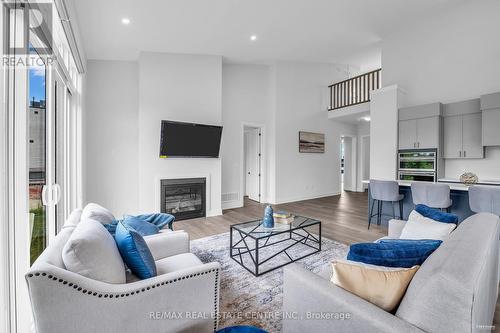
[{"x1": 28, "y1": 45, "x2": 48, "y2": 265}]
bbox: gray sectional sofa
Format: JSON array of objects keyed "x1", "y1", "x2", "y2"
[{"x1": 283, "y1": 212, "x2": 500, "y2": 333}]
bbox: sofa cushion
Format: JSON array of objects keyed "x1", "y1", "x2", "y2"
[
  {"x1": 347, "y1": 239, "x2": 442, "y2": 268},
  {"x1": 62, "y1": 218, "x2": 126, "y2": 284},
  {"x1": 155, "y1": 253, "x2": 202, "y2": 275},
  {"x1": 115, "y1": 221, "x2": 157, "y2": 279},
  {"x1": 415, "y1": 204, "x2": 458, "y2": 224},
  {"x1": 331, "y1": 259, "x2": 419, "y2": 311},
  {"x1": 400, "y1": 210, "x2": 456, "y2": 241},
  {"x1": 81, "y1": 203, "x2": 116, "y2": 225},
  {"x1": 396, "y1": 213, "x2": 500, "y2": 333}
]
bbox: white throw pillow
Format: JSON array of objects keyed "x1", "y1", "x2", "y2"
[
  {"x1": 81, "y1": 203, "x2": 115, "y2": 225},
  {"x1": 400, "y1": 210, "x2": 456, "y2": 241},
  {"x1": 62, "y1": 218, "x2": 126, "y2": 284},
  {"x1": 61, "y1": 208, "x2": 83, "y2": 229}
]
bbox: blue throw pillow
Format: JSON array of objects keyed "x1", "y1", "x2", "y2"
[
  {"x1": 123, "y1": 215, "x2": 159, "y2": 236},
  {"x1": 134, "y1": 213, "x2": 175, "y2": 230},
  {"x1": 115, "y1": 221, "x2": 157, "y2": 279},
  {"x1": 415, "y1": 204, "x2": 458, "y2": 224},
  {"x1": 347, "y1": 239, "x2": 442, "y2": 268}
]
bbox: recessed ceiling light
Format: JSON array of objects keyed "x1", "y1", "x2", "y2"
[
  {"x1": 360, "y1": 116, "x2": 371, "y2": 122},
  {"x1": 250, "y1": 35, "x2": 257, "y2": 41},
  {"x1": 121, "y1": 18, "x2": 131, "y2": 25}
]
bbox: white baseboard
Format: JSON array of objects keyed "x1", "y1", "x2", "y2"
[
  {"x1": 221, "y1": 200, "x2": 242, "y2": 210},
  {"x1": 272, "y1": 191, "x2": 341, "y2": 205},
  {"x1": 207, "y1": 209, "x2": 223, "y2": 217}
]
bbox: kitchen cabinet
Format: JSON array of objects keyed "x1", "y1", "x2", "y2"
[
  {"x1": 398, "y1": 103, "x2": 442, "y2": 150},
  {"x1": 443, "y1": 115, "x2": 462, "y2": 158},
  {"x1": 481, "y1": 92, "x2": 500, "y2": 146},
  {"x1": 443, "y1": 113, "x2": 483, "y2": 159},
  {"x1": 417, "y1": 117, "x2": 440, "y2": 150},
  {"x1": 398, "y1": 119, "x2": 417, "y2": 149},
  {"x1": 398, "y1": 117, "x2": 440, "y2": 150}
]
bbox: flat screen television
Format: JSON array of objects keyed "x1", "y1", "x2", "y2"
[{"x1": 159, "y1": 120, "x2": 223, "y2": 158}]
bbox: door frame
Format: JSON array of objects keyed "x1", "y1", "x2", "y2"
[
  {"x1": 240, "y1": 122, "x2": 266, "y2": 207},
  {"x1": 339, "y1": 134, "x2": 357, "y2": 192},
  {"x1": 359, "y1": 135, "x2": 370, "y2": 192}
]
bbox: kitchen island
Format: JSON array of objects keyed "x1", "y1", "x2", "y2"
[{"x1": 364, "y1": 179, "x2": 500, "y2": 225}]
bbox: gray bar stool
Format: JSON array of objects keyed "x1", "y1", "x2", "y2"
[
  {"x1": 469, "y1": 185, "x2": 500, "y2": 215},
  {"x1": 369, "y1": 180, "x2": 404, "y2": 229},
  {"x1": 411, "y1": 182, "x2": 452, "y2": 211}
]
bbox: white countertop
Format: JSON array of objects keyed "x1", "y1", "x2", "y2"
[{"x1": 362, "y1": 179, "x2": 500, "y2": 191}]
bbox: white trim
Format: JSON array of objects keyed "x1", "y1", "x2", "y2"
[
  {"x1": 240, "y1": 122, "x2": 267, "y2": 208},
  {"x1": 0, "y1": 6, "x2": 12, "y2": 332},
  {"x1": 271, "y1": 192, "x2": 341, "y2": 205},
  {"x1": 358, "y1": 134, "x2": 370, "y2": 192},
  {"x1": 340, "y1": 133, "x2": 358, "y2": 192},
  {"x1": 221, "y1": 199, "x2": 241, "y2": 210}
]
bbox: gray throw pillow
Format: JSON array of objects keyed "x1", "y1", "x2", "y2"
[{"x1": 62, "y1": 218, "x2": 126, "y2": 284}]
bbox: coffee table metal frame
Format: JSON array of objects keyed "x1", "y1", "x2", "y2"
[{"x1": 229, "y1": 216, "x2": 321, "y2": 276}]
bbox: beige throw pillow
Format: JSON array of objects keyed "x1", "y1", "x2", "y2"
[{"x1": 331, "y1": 259, "x2": 419, "y2": 311}]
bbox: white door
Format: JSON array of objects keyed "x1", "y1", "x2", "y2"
[{"x1": 245, "y1": 128, "x2": 261, "y2": 202}]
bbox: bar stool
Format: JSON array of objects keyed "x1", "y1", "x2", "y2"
[
  {"x1": 469, "y1": 185, "x2": 500, "y2": 215},
  {"x1": 411, "y1": 182, "x2": 452, "y2": 211},
  {"x1": 369, "y1": 180, "x2": 404, "y2": 229}
]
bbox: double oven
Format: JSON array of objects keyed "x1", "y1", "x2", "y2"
[{"x1": 398, "y1": 150, "x2": 437, "y2": 182}]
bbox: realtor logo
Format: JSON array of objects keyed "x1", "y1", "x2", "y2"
[{"x1": 4, "y1": 1, "x2": 53, "y2": 56}]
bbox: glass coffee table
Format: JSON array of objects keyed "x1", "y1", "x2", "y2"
[{"x1": 230, "y1": 215, "x2": 321, "y2": 276}]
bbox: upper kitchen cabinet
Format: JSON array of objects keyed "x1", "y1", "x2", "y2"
[
  {"x1": 442, "y1": 99, "x2": 483, "y2": 159},
  {"x1": 398, "y1": 103, "x2": 442, "y2": 150},
  {"x1": 481, "y1": 92, "x2": 500, "y2": 146}
]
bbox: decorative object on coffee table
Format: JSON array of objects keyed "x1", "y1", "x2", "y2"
[
  {"x1": 460, "y1": 172, "x2": 478, "y2": 185},
  {"x1": 262, "y1": 205, "x2": 274, "y2": 228},
  {"x1": 230, "y1": 216, "x2": 321, "y2": 276},
  {"x1": 273, "y1": 211, "x2": 294, "y2": 224}
]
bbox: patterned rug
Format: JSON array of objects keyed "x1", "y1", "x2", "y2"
[{"x1": 191, "y1": 232, "x2": 349, "y2": 332}]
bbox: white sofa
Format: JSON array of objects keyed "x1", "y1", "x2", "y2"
[
  {"x1": 26, "y1": 209, "x2": 221, "y2": 333},
  {"x1": 283, "y1": 213, "x2": 500, "y2": 333}
]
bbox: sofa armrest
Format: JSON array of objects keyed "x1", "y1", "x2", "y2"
[
  {"x1": 26, "y1": 261, "x2": 220, "y2": 333},
  {"x1": 143, "y1": 230, "x2": 190, "y2": 260},
  {"x1": 283, "y1": 264, "x2": 423, "y2": 333},
  {"x1": 388, "y1": 219, "x2": 406, "y2": 239}
]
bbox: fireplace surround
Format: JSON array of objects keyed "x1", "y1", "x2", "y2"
[{"x1": 160, "y1": 178, "x2": 206, "y2": 221}]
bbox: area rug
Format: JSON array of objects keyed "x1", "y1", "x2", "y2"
[{"x1": 191, "y1": 232, "x2": 349, "y2": 332}]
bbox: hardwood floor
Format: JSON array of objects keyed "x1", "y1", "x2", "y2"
[{"x1": 176, "y1": 191, "x2": 386, "y2": 244}]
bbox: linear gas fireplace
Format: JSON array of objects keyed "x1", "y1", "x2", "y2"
[{"x1": 160, "y1": 178, "x2": 206, "y2": 221}]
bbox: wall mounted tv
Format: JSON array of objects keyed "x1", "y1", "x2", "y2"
[{"x1": 159, "y1": 120, "x2": 223, "y2": 158}]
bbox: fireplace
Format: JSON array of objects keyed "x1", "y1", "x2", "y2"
[{"x1": 160, "y1": 178, "x2": 206, "y2": 221}]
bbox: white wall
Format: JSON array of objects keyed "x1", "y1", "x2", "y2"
[
  {"x1": 382, "y1": 0, "x2": 500, "y2": 180},
  {"x1": 85, "y1": 60, "x2": 139, "y2": 216},
  {"x1": 221, "y1": 64, "x2": 272, "y2": 208},
  {"x1": 138, "y1": 52, "x2": 223, "y2": 216},
  {"x1": 273, "y1": 61, "x2": 348, "y2": 203}
]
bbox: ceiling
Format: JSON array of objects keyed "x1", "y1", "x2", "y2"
[{"x1": 73, "y1": 0, "x2": 463, "y2": 66}]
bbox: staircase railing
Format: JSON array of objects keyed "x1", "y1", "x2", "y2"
[{"x1": 328, "y1": 68, "x2": 381, "y2": 111}]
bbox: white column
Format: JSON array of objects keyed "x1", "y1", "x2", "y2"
[{"x1": 370, "y1": 85, "x2": 406, "y2": 180}]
